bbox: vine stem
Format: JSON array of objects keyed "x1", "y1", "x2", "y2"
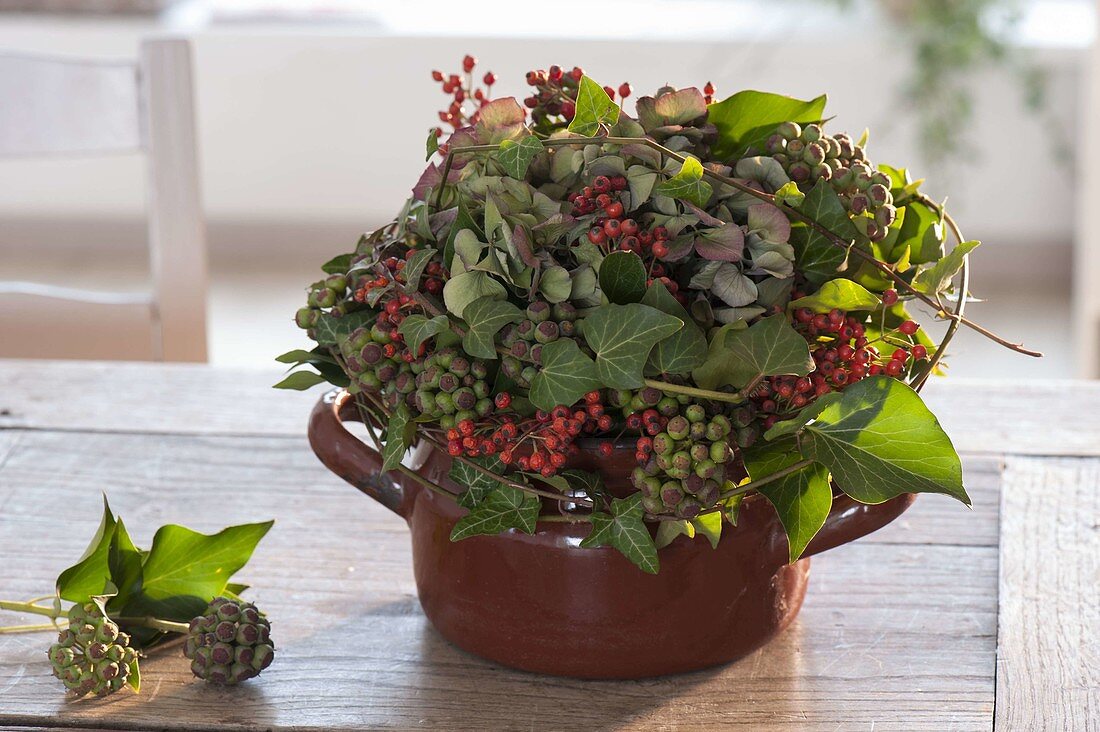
[
  {"x1": 114, "y1": 617, "x2": 190, "y2": 634},
  {"x1": 0, "y1": 600, "x2": 58, "y2": 619},
  {"x1": 0, "y1": 623, "x2": 58, "y2": 634},
  {"x1": 435, "y1": 134, "x2": 1040, "y2": 357},
  {"x1": 642, "y1": 379, "x2": 745, "y2": 405}
]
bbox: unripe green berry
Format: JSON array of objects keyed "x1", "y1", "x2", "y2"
[
  {"x1": 675, "y1": 497, "x2": 703, "y2": 519},
  {"x1": 710, "y1": 440, "x2": 731, "y2": 464},
  {"x1": 526, "y1": 301, "x2": 551, "y2": 323},
  {"x1": 777, "y1": 121, "x2": 802, "y2": 140},
  {"x1": 684, "y1": 404, "x2": 706, "y2": 423},
  {"x1": 667, "y1": 416, "x2": 689, "y2": 440},
  {"x1": 535, "y1": 321, "x2": 560, "y2": 343},
  {"x1": 435, "y1": 392, "x2": 456, "y2": 414}
]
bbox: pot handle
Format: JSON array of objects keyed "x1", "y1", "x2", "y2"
[
  {"x1": 308, "y1": 389, "x2": 407, "y2": 518},
  {"x1": 800, "y1": 492, "x2": 916, "y2": 559}
]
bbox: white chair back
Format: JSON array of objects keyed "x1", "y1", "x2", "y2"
[{"x1": 0, "y1": 38, "x2": 208, "y2": 362}]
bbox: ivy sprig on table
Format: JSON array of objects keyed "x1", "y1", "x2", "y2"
[
  {"x1": 0, "y1": 497, "x2": 274, "y2": 696},
  {"x1": 279, "y1": 62, "x2": 1037, "y2": 574}
]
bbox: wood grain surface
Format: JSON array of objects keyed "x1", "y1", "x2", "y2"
[
  {"x1": 0, "y1": 428, "x2": 1000, "y2": 731},
  {"x1": 996, "y1": 456, "x2": 1100, "y2": 730}
]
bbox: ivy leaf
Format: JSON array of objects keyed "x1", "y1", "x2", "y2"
[
  {"x1": 275, "y1": 348, "x2": 335, "y2": 366},
  {"x1": 745, "y1": 438, "x2": 832, "y2": 562},
  {"x1": 272, "y1": 370, "x2": 327, "y2": 391},
  {"x1": 789, "y1": 279, "x2": 880, "y2": 313},
  {"x1": 897, "y1": 199, "x2": 946, "y2": 264},
  {"x1": 443, "y1": 270, "x2": 507, "y2": 320},
  {"x1": 425, "y1": 128, "x2": 440, "y2": 161},
  {"x1": 654, "y1": 156, "x2": 712, "y2": 208},
  {"x1": 583, "y1": 303, "x2": 684, "y2": 389},
  {"x1": 105, "y1": 518, "x2": 144, "y2": 615},
  {"x1": 691, "y1": 511, "x2": 723, "y2": 549},
  {"x1": 708, "y1": 90, "x2": 828, "y2": 160},
  {"x1": 641, "y1": 281, "x2": 707, "y2": 375},
  {"x1": 461, "y1": 298, "x2": 523, "y2": 359},
  {"x1": 654, "y1": 519, "x2": 695, "y2": 549},
  {"x1": 529, "y1": 338, "x2": 602, "y2": 411},
  {"x1": 321, "y1": 253, "x2": 352, "y2": 275},
  {"x1": 913, "y1": 240, "x2": 980, "y2": 295},
  {"x1": 693, "y1": 322, "x2": 748, "y2": 390},
  {"x1": 498, "y1": 136, "x2": 542, "y2": 179},
  {"x1": 450, "y1": 485, "x2": 540, "y2": 540},
  {"x1": 775, "y1": 181, "x2": 806, "y2": 207},
  {"x1": 627, "y1": 164, "x2": 658, "y2": 207},
  {"x1": 580, "y1": 494, "x2": 658, "y2": 574},
  {"x1": 722, "y1": 315, "x2": 815, "y2": 388},
  {"x1": 799, "y1": 376, "x2": 969, "y2": 505},
  {"x1": 402, "y1": 248, "x2": 436, "y2": 294},
  {"x1": 790, "y1": 179, "x2": 860, "y2": 284},
  {"x1": 444, "y1": 197, "x2": 483, "y2": 271},
  {"x1": 568, "y1": 76, "x2": 620, "y2": 136},
  {"x1": 129, "y1": 521, "x2": 273, "y2": 621},
  {"x1": 599, "y1": 250, "x2": 647, "y2": 304},
  {"x1": 449, "y1": 455, "x2": 509, "y2": 510},
  {"x1": 56, "y1": 496, "x2": 116, "y2": 603},
  {"x1": 398, "y1": 314, "x2": 451, "y2": 353},
  {"x1": 381, "y1": 403, "x2": 413, "y2": 472}
]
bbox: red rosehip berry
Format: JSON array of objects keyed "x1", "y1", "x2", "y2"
[
  {"x1": 912, "y1": 345, "x2": 929, "y2": 360},
  {"x1": 599, "y1": 442, "x2": 614, "y2": 458},
  {"x1": 494, "y1": 392, "x2": 512, "y2": 409},
  {"x1": 463, "y1": 55, "x2": 477, "y2": 72},
  {"x1": 898, "y1": 320, "x2": 919, "y2": 335},
  {"x1": 652, "y1": 242, "x2": 669, "y2": 259},
  {"x1": 885, "y1": 359, "x2": 904, "y2": 377},
  {"x1": 605, "y1": 201, "x2": 624, "y2": 219},
  {"x1": 432, "y1": 70, "x2": 444, "y2": 82},
  {"x1": 483, "y1": 71, "x2": 496, "y2": 86},
  {"x1": 703, "y1": 81, "x2": 715, "y2": 96},
  {"x1": 618, "y1": 82, "x2": 632, "y2": 99},
  {"x1": 548, "y1": 65, "x2": 563, "y2": 82},
  {"x1": 882, "y1": 289, "x2": 899, "y2": 306},
  {"x1": 570, "y1": 67, "x2": 584, "y2": 81},
  {"x1": 561, "y1": 100, "x2": 576, "y2": 119}
]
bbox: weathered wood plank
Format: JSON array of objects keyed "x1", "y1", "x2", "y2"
[
  {"x1": 996, "y1": 456, "x2": 1100, "y2": 730},
  {"x1": 0, "y1": 359, "x2": 1097, "y2": 457},
  {"x1": 0, "y1": 432, "x2": 999, "y2": 730}
]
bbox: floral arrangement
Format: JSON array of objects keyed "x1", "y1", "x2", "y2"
[{"x1": 279, "y1": 56, "x2": 1036, "y2": 573}]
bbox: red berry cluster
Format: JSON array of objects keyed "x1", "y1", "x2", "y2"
[
  {"x1": 625, "y1": 408, "x2": 670, "y2": 463},
  {"x1": 431, "y1": 55, "x2": 496, "y2": 133},
  {"x1": 444, "y1": 391, "x2": 612, "y2": 478},
  {"x1": 352, "y1": 249, "x2": 446, "y2": 304}
]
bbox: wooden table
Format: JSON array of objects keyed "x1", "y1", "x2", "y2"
[{"x1": 0, "y1": 360, "x2": 1096, "y2": 731}]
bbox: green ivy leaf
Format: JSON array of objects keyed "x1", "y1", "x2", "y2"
[
  {"x1": 381, "y1": 403, "x2": 413, "y2": 472},
  {"x1": 790, "y1": 179, "x2": 860, "y2": 285},
  {"x1": 56, "y1": 496, "x2": 116, "y2": 603},
  {"x1": 580, "y1": 494, "x2": 658, "y2": 574},
  {"x1": 529, "y1": 338, "x2": 602, "y2": 411},
  {"x1": 654, "y1": 156, "x2": 712, "y2": 208},
  {"x1": 272, "y1": 370, "x2": 327, "y2": 391},
  {"x1": 774, "y1": 181, "x2": 806, "y2": 207},
  {"x1": 321, "y1": 253, "x2": 352, "y2": 275},
  {"x1": 745, "y1": 438, "x2": 832, "y2": 562},
  {"x1": 444, "y1": 197, "x2": 483, "y2": 271},
  {"x1": 399, "y1": 314, "x2": 452, "y2": 353},
  {"x1": 692, "y1": 322, "x2": 747, "y2": 390},
  {"x1": 897, "y1": 199, "x2": 945, "y2": 264},
  {"x1": 402, "y1": 248, "x2": 436, "y2": 294},
  {"x1": 568, "y1": 76, "x2": 620, "y2": 136},
  {"x1": 583, "y1": 303, "x2": 684, "y2": 389},
  {"x1": 460, "y1": 298, "x2": 522, "y2": 359},
  {"x1": 450, "y1": 485, "x2": 540, "y2": 540},
  {"x1": 654, "y1": 519, "x2": 695, "y2": 549},
  {"x1": 130, "y1": 521, "x2": 273, "y2": 621},
  {"x1": 275, "y1": 348, "x2": 335, "y2": 366},
  {"x1": 105, "y1": 518, "x2": 144, "y2": 615},
  {"x1": 789, "y1": 279, "x2": 880, "y2": 313},
  {"x1": 449, "y1": 455, "x2": 509, "y2": 510},
  {"x1": 913, "y1": 240, "x2": 980, "y2": 295},
  {"x1": 641, "y1": 281, "x2": 707, "y2": 375},
  {"x1": 799, "y1": 376, "x2": 969, "y2": 505},
  {"x1": 498, "y1": 135, "x2": 542, "y2": 179},
  {"x1": 708, "y1": 90, "x2": 828, "y2": 160},
  {"x1": 425, "y1": 128, "x2": 440, "y2": 161},
  {"x1": 691, "y1": 511, "x2": 723, "y2": 549},
  {"x1": 720, "y1": 315, "x2": 814, "y2": 389},
  {"x1": 599, "y1": 250, "x2": 647, "y2": 304}
]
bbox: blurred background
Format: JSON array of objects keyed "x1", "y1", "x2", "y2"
[{"x1": 0, "y1": 0, "x2": 1092, "y2": 377}]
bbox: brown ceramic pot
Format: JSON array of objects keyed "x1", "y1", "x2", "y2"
[{"x1": 309, "y1": 389, "x2": 915, "y2": 679}]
